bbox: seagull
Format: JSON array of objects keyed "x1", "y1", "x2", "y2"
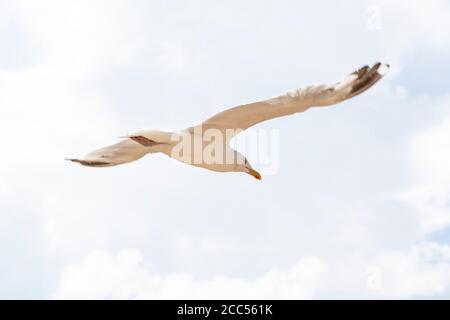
[{"x1": 68, "y1": 62, "x2": 389, "y2": 180}]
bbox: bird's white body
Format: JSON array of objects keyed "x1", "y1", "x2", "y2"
[
  {"x1": 68, "y1": 63, "x2": 389, "y2": 180},
  {"x1": 144, "y1": 129, "x2": 247, "y2": 173}
]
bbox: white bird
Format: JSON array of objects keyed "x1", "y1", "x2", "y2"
[{"x1": 68, "y1": 62, "x2": 389, "y2": 180}]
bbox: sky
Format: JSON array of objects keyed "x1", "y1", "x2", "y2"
[{"x1": 0, "y1": 0, "x2": 450, "y2": 299}]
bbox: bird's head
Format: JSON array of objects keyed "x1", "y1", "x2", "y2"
[{"x1": 234, "y1": 153, "x2": 262, "y2": 180}]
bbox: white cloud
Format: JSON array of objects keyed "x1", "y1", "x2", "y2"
[
  {"x1": 53, "y1": 242, "x2": 450, "y2": 299},
  {"x1": 397, "y1": 95, "x2": 450, "y2": 233},
  {"x1": 376, "y1": 0, "x2": 450, "y2": 66},
  {"x1": 53, "y1": 249, "x2": 326, "y2": 299},
  {"x1": 6, "y1": 0, "x2": 146, "y2": 72},
  {"x1": 368, "y1": 242, "x2": 450, "y2": 298}
]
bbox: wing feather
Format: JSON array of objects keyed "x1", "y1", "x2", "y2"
[
  {"x1": 67, "y1": 139, "x2": 152, "y2": 167},
  {"x1": 190, "y1": 63, "x2": 388, "y2": 138}
]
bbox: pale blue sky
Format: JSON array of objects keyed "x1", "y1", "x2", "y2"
[{"x1": 0, "y1": 0, "x2": 449, "y2": 299}]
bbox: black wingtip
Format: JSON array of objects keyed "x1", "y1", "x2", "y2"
[
  {"x1": 349, "y1": 62, "x2": 387, "y2": 97},
  {"x1": 352, "y1": 65, "x2": 369, "y2": 77},
  {"x1": 373, "y1": 62, "x2": 382, "y2": 69}
]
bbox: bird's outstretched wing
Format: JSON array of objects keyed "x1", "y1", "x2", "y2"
[
  {"x1": 190, "y1": 62, "x2": 389, "y2": 138},
  {"x1": 66, "y1": 139, "x2": 152, "y2": 167}
]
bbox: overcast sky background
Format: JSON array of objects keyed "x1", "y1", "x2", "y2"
[{"x1": 1, "y1": 0, "x2": 450, "y2": 299}]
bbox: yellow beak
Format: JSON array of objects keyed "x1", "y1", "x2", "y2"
[{"x1": 247, "y1": 168, "x2": 262, "y2": 180}]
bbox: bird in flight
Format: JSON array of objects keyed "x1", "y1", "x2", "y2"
[{"x1": 68, "y1": 62, "x2": 389, "y2": 180}]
